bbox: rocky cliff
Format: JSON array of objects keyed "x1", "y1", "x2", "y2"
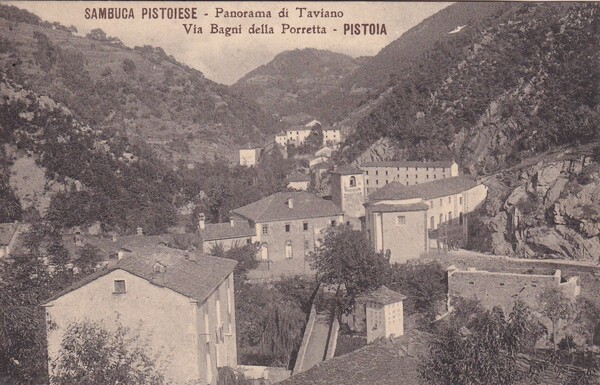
[{"x1": 473, "y1": 148, "x2": 600, "y2": 261}]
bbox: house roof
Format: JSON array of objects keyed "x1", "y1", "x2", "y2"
[
  {"x1": 287, "y1": 172, "x2": 311, "y2": 183},
  {"x1": 332, "y1": 165, "x2": 363, "y2": 176},
  {"x1": 366, "y1": 203, "x2": 429, "y2": 213},
  {"x1": 368, "y1": 176, "x2": 479, "y2": 202},
  {"x1": 360, "y1": 160, "x2": 456, "y2": 168},
  {"x1": 199, "y1": 222, "x2": 256, "y2": 242},
  {"x1": 43, "y1": 246, "x2": 237, "y2": 305},
  {"x1": 279, "y1": 331, "x2": 431, "y2": 385},
  {"x1": 287, "y1": 126, "x2": 313, "y2": 132},
  {"x1": 0, "y1": 223, "x2": 18, "y2": 246},
  {"x1": 232, "y1": 191, "x2": 343, "y2": 223},
  {"x1": 365, "y1": 285, "x2": 407, "y2": 305}
]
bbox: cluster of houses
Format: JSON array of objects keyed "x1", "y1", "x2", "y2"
[
  {"x1": 3, "y1": 153, "x2": 586, "y2": 385},
  {"x1": 238, "y1": 119, "x2": 342, "y2": 170}
]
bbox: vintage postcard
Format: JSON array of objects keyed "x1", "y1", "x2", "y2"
[{"x1": 1, "y1": 1, "x2": 599, "y2": 384}]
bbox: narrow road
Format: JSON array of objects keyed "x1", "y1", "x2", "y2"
[{"x1": 297, "y1": 309, "x2": 331, "y2": 372}]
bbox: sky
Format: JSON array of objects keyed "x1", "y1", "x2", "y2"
[{"x1": 7, "y1": 1, "x2": 451, "y2": 84}]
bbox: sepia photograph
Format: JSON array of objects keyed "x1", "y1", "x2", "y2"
[{"x1": 0, "y1": 1, "x2": 599, "y2": 384}]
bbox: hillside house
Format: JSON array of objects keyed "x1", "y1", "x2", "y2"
[
  {"x1": 198, "y1": 213, "x2": 256, "y2": 253},
  {"x1": 275, "y1": 132, "x2": 288, "y2": 147},
  {"x1": 365, "y1": 176, "x2": 487, "y2": 263},
  {"x1": 322, "y1": 128, "x2": 342, "y2": 147},
  {"x1": 43, "y1": 248, "x2": 238, "y2": 385},
  {"x1": 286, "y1": 126, "x2": 313, "y2": 146},
  {"x1": 231, "y1": 191, "x2": 344, "y2": 268},
  {"x1": 360, "y1": 160, "x2": 460, "y2": 194},
  {"x1": 239, "y1": 146, "x2": 262, "y2": 167}
]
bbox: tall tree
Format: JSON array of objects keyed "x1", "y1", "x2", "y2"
[{"x1": 307, "y1": 224, "x2": 389, "y2": 315}]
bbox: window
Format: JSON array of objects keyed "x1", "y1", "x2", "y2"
[
  {"x1": 415, "y1": 174, "x2": 418, "y2": 179},
  {"x1": 426, "y1": 175, "x2": 429, "y2": 179},
  {"x1": 415, "y1": 167, "x2": 418, "y2": 171},
  {"x1": 331, "y1": 220, "x2": 336, "y2": 227},
  {"x1": 406, "y1": 182, "x2": 409, "y2": 185},
  {"x1": 303, "y1": 222, "x2": 308, "y2": 231},
  {"x1": 396, "y1": 216, "x2": 406, "y2": 225},
  {"x1": 375, "y1": 170, "x2": 379, "y2": 176},
  {"x1": 366, "y1": 171, "x2": 369, "y2": 175},
  {"x1": 434, "y1": 175, "x2": 437, "y2": 179},
  {"x1": 448, "y1": 197, "x2": 452, "y2": 203},
  {"x1": 406, "y1": 174, "x2": 409, "y2": 179},
  {"x1": 376, "y1": 180, "x2": 379, "y2": 185},
  {"x1": 386, "y1": 180, "x2": 389, "y2": 184},
  {"x1": 285, "y1": 224, "x2": 291, "y2": 232},
  {"x1": 262, "y1": 225, "x2": 268, "y2": 235},
  {"x1": 385, "y1": 171, "x2": 388, "y2": 176},
  {"x1": 442, "y1": 168, "x2": 446, "y2": 172},
  {"x1": 366, "y1": 179, "x2": 369, "y2": 185},
  {"x1": 459, "y1": 196, "x2": 463, "y2": 205},
  {"x1": 426, "y1": 167, "x2": 429, "y2": 171},
  {"x1": 113, "y1": 280, "x2": 126, "y2": 294},
  {"x1": 349, "y1": 176, "x2": 356, "y2": 187},
  {"x1": 459, "y1": 212, "x2": 464, "y2": 225}
]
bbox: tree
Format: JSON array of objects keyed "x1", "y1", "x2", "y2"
[
  {"x1": 419, "y1": 300, "x2": 546, "y2": 385},
  {"x1": 210, "y1": 242, "x2": 260, "y2": 280},
  {"x1": 50, "y1": 319, "x2": 167, "y2": 385},
  {"x1": 538, "y1": 286, "x2": 572, "y2": 349},
  {"x1": 307, "y1": 225, "x2": 389, "y2": 315}
]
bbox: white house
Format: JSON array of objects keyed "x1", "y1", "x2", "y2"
[{"x1": 43, "y1": 248, "x2": 238, "y2": 385}]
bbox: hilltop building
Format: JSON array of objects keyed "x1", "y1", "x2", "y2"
[
  {"x1": 43, "y1": 248, "x2": 238, "y2": 385},
  {"x1": 231, "y1": 191, "x2": 344, "y2": 266},
  {"x1": 322, "y1": 128, "x2": 342, "y2": 147},
  {"x1": 365, "y1": 176, "x2": 487, "y2": 263},
  {"x1": 286, "y1": 126, "x2": 313, "y2": 146},
  {"x1": 359, "y1": 160, "x2": 459, "y2": 194}
]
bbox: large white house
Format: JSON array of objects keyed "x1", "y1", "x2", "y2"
[{"x1": 43, "y1": 247, "x2": 238, "y2": 385}]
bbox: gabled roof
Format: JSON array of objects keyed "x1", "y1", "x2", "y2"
[
  {"x1": 366, "y1": 202, "x2": 429, "y2": 213},
  {"x1": 287, "y1": 172, "x2": 311, "y2": 182},
  {"x1": 360, "y1": 160, "x2": 456, "y2": 168},
  {"x1": 280, "y1": 331, "x2": 431, "y2": 385},
  {"x1": 200, "y1": 222, "x2": 256, "y2": 242},
  {"x1": 365, "y1": 285, "x2": 407, "y2": 305},
  {"x1": 368, "y1": 176, "x2": 479, "y2": 202},
  {"x1": 43, "y1": 247, "x2": 237, "y2": 305},
  {"x1": 232, "y1": 191, "x2": 343, "y2": 223}
]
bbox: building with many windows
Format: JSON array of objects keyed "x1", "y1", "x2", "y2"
[
  {"x1": 43, "y1": 247, "x2": 238, "y2": 385},
  {"x1": 286, "y1": 126, "x2": 313, "y2": 146},
  {"x1": 359, "y1": 160, "x2": 460, "y2": 194},
  {"x1": 231, "y1": 191, "x2": 344, "y2": 265},
  {"x1": 364, "y1": 176, "x2": 487, "y2": 263}
]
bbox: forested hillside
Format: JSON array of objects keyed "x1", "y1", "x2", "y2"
[
  {"x1": 0, "y1": 5, "x2": 280, "y2": 162},
  {"x1": 342, "y1": 2, "x2": 599, "y2": 174},
  {"x1": 232, "y1": 48, "x2": 363, "y2": 122}
]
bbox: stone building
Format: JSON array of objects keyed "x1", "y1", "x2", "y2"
[
  {"x1": 447, "y1": 266, "x2": 581, "y2": 314},
  {"x1": 322, "y1": 128, "x2": 342, "y2": 147},
  {"x1": 359, "y1": 160, "x2": 460, "y2": 195},
  {"x1": 286, "y1": 126, "x2": 313, "y2": 146},
  {"x1": 364, "y1": 286, "x2": 407, "y2": 343},
  {"x1": 43, "y1": 248, "x2": 238, "y2": 385},
  {"x1": 231, "y1": 191, "x2": 344, "y2": 265},
  {"x1": 364, "y1": 176, "x2": 488, "y2": 263},
  {"x1": 330, "y1": 166, "x2": 366, "y2": 220},
  {"x1": 287, "y1": 172, "x2": 311, "y2": 191},
  {"x1": 198, "y1": 213, "x2": 256, "y2": 253}
]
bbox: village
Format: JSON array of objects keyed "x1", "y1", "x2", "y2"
[
  {"x1": 1, "y1": 1, "x2": 599, "y2": 384},
  {"x1": 2, "y1": 118, "x2": 599, "y2": 385}
]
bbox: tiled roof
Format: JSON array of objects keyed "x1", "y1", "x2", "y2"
[
  {"x1": 365, "y1": 202, "x2": 429, "y2": 213},
  {"x1": 360, "y1": 160, "x2": 455, "y2": 168},
  {"x1": 332, "y1": 165, "x2": 363, "y2": 175},
  {"x1": 365, "y1": 285, "x2": 407, "y2": 305},
  {"x1": 43, "y1": 246, "x2": 237, "y2": 305},
  {"x1": 232, "y1": 191, "x2": 343, "y2": 223},
  {"x1": 368, "y1": 176, "x2": 479, "y2": 202},
  {"x1": 280, "y1": 331, "x2": 431, "y2": 385},
  {"x1": 200, "y1": 222, "x2": 255, "y2": 241},
  {"x1": 287, "y1": 126, "x2": 312, "y2": 132},
  {"x1": 287, "y1": 172, "x2": 311, "y2": 182},
  {"x1": 0, "y1": 223, "x2": 18, "y2": 245}
]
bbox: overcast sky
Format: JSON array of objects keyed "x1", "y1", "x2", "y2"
[{"x1": 7, "y1": 1, "x2": 451, "y2": 84}]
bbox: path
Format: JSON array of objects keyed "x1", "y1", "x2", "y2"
[{"x1": 296, "y1": 309, "x2": 332, "y2": 372}]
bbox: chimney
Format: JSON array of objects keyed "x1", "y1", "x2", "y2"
[
  {"x1": 229, "y1": 217, "x2": 235, "y2": 227},
  {"x1": 136, "y1": 227, "x2": 143, "y2": 236},
  {"x1": 287, "y1": 197, "x2": 294, "y2": 209},
  {"x1": 198, "y1": 213, "x2": 206, "y2": 230}
]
